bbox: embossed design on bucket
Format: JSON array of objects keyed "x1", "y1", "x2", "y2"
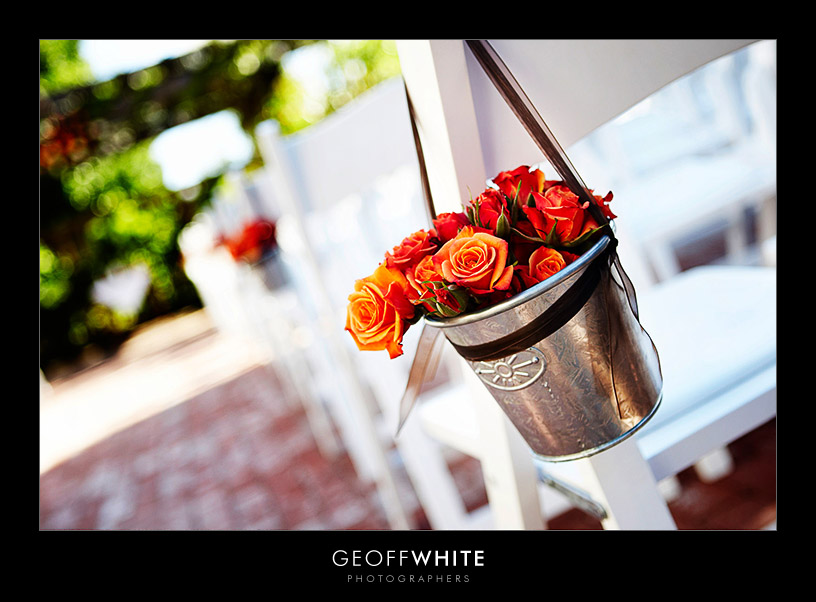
[
  {"x1": 426, "y1": 234, "x2": 663, "y2": 461},
  {"x1": 472, "y1": 348, "x2": 546, "y2": 391}
]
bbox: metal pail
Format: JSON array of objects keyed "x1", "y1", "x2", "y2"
[
  {"x1": 251, "y1": 250, "x2": 289, "y2": 291},
  {"x1": 425, "y1": 234, "x2": 663, "y2": 461}
]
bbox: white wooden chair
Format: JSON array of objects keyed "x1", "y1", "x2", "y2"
[
  {"x1": 567, "y1": 41, "x2": 776, "y2": 282},
  {"x1": 178, "y1": 212, "x2": 257, "y2": 341},
  {"x1": 571, "y1": 40, "x2": 776, "y2": 481},
  {"x1": 397, "y1": 39, "x2": 776, "y2": 529},
  {"x1": 254, "y1": 77, "x2": 494, "y2": 529},
  {"x1": 566, "y1": 40, "x2": 777, "y2": 487},
  {"x1": 178, "y1": 172, "x2": 343, "y2": 460}
]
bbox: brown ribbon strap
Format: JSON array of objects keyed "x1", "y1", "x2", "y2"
[
  {"x1": 465, "y1": 40, "x2": 609, "y2": 226},
  {"x1": 404, "y1": 81, "x2": 437, "y2": 223},
  {"x1": 465, "y1": 40, "x2": 645, "y2": 323},
  {"x1": 395, "y1": 321, "x2": 445, "y2": 436},
  {"x1": 394, "y1": 83, "x2": 446, "y2": 437}
]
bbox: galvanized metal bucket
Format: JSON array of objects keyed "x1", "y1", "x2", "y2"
[
  {"x1": 425, "y1": 234, "x2": 663, "y2": 461},
  {"x1": 251, "y1": 250, "x2": 289, "y2": 291}
]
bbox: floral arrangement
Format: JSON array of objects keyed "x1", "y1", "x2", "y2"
[
  {"x1": 217, "y1": 218, "x2": 278, "y2": 264},
  {"x1": 345, "y1": 165, "x2": 616, "y2": 359}
]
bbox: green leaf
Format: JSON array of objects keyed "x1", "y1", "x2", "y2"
[
  {"x1": 545, "y1": 218, "x2": 561, "y2": 246},
  {"x1": 430, "y1": 302, "x2": 460, "y2": 318},
  {"x1": 495, "y1": 211, "x2": 511, "y2": 239},
  {"x1": 510, "y1": 227, "x2": 545, "y2": 244},
  {"x1": 448, "y1": 285, "x2": 471, "y2": 309},
  {"x1": 466, "y1": 205, "x2": 476, "y2": 227},
  {"x1": 419, "y1": 279, "x2": 447, "y2": 289},
  {"x1": 509, "y1": 188, "x2": 521, "y2": 224},
  {"x1": 561, "y1": 225, "x2": 605, "y2": 248},
  {"x1": 472, "y1": 197, "x2": 483, "y2": 228}
]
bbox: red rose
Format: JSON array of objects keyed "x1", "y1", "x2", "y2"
[
  {"x1": 221, "y1": 219, "x2": 278, "y2": 262},
  {"x1": 470, "y1": 188, "x2": 508, "y2": 233},
  {"x1": 522, "y1": 185, "x2": 596, "y2": 245},
  {"x1": 384, "y1": 229, "x2": 437, "y2": 270},
  {"x1": 432, "y1": 212, "x2": 470, "y2": 243},
  {"x1": 508, "y1": 219, "x2": 540, "y2": 265},
  {"x1": 592, "y1": 190, "x2": 617, "y2": 220},
  {"x1": 492, "y1": 165, "x2": 554, "y2": 205}
]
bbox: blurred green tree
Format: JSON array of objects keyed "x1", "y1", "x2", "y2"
[{"x1": 40, "y1": 39, "x2": 402, "y2": 376}]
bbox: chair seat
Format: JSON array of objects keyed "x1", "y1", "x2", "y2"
[
  {"x1": 631, "y1": 265, "x2": 777, "y2": 481},
  {"x1": 618, "y1": 152, "x2": 776, "y2": 245},
  {"x1": 417, "y1": 264, "x2": 776, "y2": 493},
  {"x1": 636, "y1": 265, "x2": 776, "y2": 432},
  {"x1": 418, "y1": 385, "x2": 482, "y2": 460}
]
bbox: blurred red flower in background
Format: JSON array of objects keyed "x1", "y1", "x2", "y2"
[{"x1": 217, "y1": 218, "x2": 278, "y2": 263}]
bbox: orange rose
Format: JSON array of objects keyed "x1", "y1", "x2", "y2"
[
  {"x1": 433, "y1": 226, "x2": 514, "y2": 295},
  {"x1": 515, "y1": 246, "x2": 577, "y2": 289},
  {"x1": 346, "y1": 263, "x2": 416, "y2": 359},
  {"x1": 528, "y1": 246, "x2": 567, "y2": 280},
  {"x1": 385, "y1": 229, "x2": 437, "y2": 270},
  {"x1": 406, "y1": 255, "x2": 442, "y2": 301}
]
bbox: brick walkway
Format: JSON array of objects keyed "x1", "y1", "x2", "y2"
[
  {"x1": 39, "y1": 309, "x2": 492, "y2": 530},
  {"x1": 39, "y1": 308, "x2": 774, "y2": 531},
  {"x1": 40, "y1": 311, "x2": 414, "y2": 530},
  {"x1": 41, "y1": 366, "x2": 392, "y2": 530}
]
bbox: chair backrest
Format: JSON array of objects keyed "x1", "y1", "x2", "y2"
[
  {"x1": 397, "y1": 40, "x2": 759, "y2": 213},
  {"x1": 256, "y1": 77, "x2": 431, "y2": 316},
  {"x1": 266, "y1": 76, "x2": 422, "y2": 214},
  {"x1": 462, "y1": 39, "x2": 760, "y2": 179},
  {"x1": 742, "y1": 40, "x2": 777, "y2": 160}
]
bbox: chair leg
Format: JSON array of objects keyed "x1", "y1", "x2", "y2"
[
  {"x1": 463, "y1": 365, "x2": 546, "y2": 530},
  {"x1": 396, "y1": 417, "x2": 472, "y2": 530},
  {"x1": 693, "y1": 446, "x2": 735, "y2": 483},
  {"x1": 724, "y1": 209, "x2": 750, "y2": 265},
  {"x1": 657, "y1": 475, "x2": 683, "y2": 503},
  {"x1": 649, "y1": 243, "x2": 683, "y2": 282},
  {"x1": 579, "y1": 438, "x2": 678, "y2": 530}
]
